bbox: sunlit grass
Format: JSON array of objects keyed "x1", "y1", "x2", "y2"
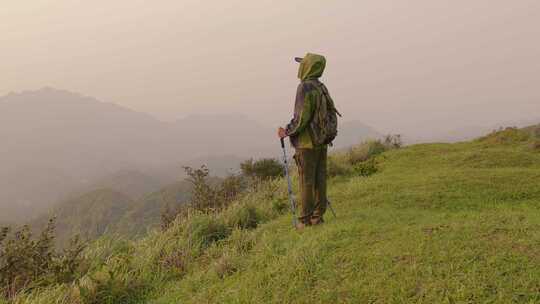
[{"x1": 11, "y1": 127, "x2": 540, "y2": 303}]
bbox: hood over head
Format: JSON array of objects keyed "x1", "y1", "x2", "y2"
[{"x1": 297, "y1": 53, "x2": 326, "y2": 81}]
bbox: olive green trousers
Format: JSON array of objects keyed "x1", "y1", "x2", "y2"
[{"x1": 294, "y1": 147, "x2": 327, "y2": 224}]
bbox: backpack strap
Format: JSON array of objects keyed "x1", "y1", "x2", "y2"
[{"x1": 317, "y1": 83, "x2": 342, "y2": 117}]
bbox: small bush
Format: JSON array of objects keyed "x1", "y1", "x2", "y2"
[
  {"x1": 347, "y1": 135, "x2": 401, "y2": 166},
  {"x1": 225, "y1": 204, "x2": 261, "y2": 230},
  {"x1": 383, "y1": 134, "x2": 403, "y2": 149},
  {"x1": 347, "y1": 140, "x2": 386, "y2": 165},
  {"x1": 162, "y1": 167, "x2": 247, "y2": 230},
  {"x1": 0, "y1": 218, "x2": 86, "y2": 300},
  {"x1": 183, "y1": 165, "x2": 221, "y2": 213},
  {"x1": 218, "y1": 173, "x2": 246, "y2": 206},
  {"x1": 480, "y1": 127, "x2": 530, "y2": 145},
  {"x1": 327, "y1": 156, "x2": 349, "y2": 177},
  {"x1": 353, "y1": 158, "x2": 379, "y2": 177},
  {"x1": 271, "y1": 198, "x2": 289, "y2": 215},
  {"x1": 188, "y1": 216, "x2": 230, "y2": 249},
  {"x1": 328, "y1": 135, "x2": 400, "y2": 178},
  {"x1": 249, "y1": 178, "x2": 281, "y2": 200},
  {"x1": 76, "y1": 260, "x2": 145, "y2": 304},
  {"x1": 241, "y1": 158, "x2": 284, "y2": 180}
]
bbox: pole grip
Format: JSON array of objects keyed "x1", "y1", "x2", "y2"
[{"x1": 280, "y1": 137, "x2": 285, "y2": 148}]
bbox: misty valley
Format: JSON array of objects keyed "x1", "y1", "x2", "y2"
[{"x1": 0, "y1": 88, "x2": 381, "y2": 240}]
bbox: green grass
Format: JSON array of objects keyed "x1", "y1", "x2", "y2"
[{"x1": 10, "y1": 129, "x2": 540, "y2": 303}]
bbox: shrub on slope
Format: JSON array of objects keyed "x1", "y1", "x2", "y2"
[
  {"x1": 479, "y1": 126, "x2": 531, "y2": 145},
  {"x1": 0, "y1": 219, "x2": 85, "y2": 300},
  {"x1": 328, "y1": 135, "x2": 401, "y2": 177},
  {"x1": 7, "y1": 177, "x2": 289, "y2": 304},
  {"x1": 240, "y1": 158, "x2": 284, "y2": 180}
]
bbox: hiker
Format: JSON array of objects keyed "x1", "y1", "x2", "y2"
[{"x1": 278, "y1": 53, "x2": 340, "y2": 229}]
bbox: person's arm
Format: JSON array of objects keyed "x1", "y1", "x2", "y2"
[{"x1": 285, "y1": 86, "x2": 317, "y2": 137}]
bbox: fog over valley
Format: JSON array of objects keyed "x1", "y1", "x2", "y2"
[{"x1": 0, "y1": 88, "x2": 381, "y2": 224}]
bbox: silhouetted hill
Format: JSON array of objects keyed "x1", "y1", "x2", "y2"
[
  {"x1": 31, "y1": 180, "x2": 192, "y2": 245},
  {"x1": 523, "y1": 123, "x2": 540, "y2": 135},
  {"x1": 0, "y1": 89, "x2": 262, "y2": 221},
  {"x1": 33, "y1": 189, "x2": 134, "y2": 246},
  {"x1": 33, "y1": 179, "x2": 201, "y2": 245},
  {"x1": 113, "y1": 180, "x2": 194, "y2": 236},
  {"x1": 407, "y1": 118, "x2": 540, "y2": 143},
  {"x1": 0, "y1": 88, "x2": 170, "y2": 221}
]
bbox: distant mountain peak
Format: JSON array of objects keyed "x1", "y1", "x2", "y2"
[{"x1": 1, "y1": 87, "x2": 81, "y2": 100}]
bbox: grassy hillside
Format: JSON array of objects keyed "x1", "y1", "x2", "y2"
[{"x1": 7, "y1": 127, "x2": 540, "y2": 303}]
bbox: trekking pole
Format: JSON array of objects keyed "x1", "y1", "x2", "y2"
[
  {"x1": 280, "y1": 137, "x2": 298, "y2": 227},
  {"x1": 327, "y1": 200, "x2": 337, "y2": 218}
]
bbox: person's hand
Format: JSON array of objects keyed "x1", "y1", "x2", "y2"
[{"x1": 277, "y1": 127, "x2": 287, "y2": 139}]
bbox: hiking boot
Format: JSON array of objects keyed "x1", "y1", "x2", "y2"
[
  {"x1": 310, "y1": 216, "x2": 324, "y2": 226},
  {"x1": 296, "y1": 222, "x2": 306, "y2": 230},
  {"x1": 296, "y1": 220, "x2": 312, "y2": 230}
]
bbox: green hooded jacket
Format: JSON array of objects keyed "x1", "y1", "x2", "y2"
[{"x1": 286, "y1": 53, "x2": 327, "y2": 149}]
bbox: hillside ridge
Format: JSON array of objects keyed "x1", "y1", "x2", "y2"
[{"x1": 5, "y1": 125, "x2": 540, "y2": 303}]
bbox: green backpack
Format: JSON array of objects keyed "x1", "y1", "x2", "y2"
[{"x1": 310, "y1": 82, "x2": 341, "y2": 146}]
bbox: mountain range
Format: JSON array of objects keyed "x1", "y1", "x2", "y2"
[{"x1": 0, "y1": 88, "x2": 382, "y2": 223}]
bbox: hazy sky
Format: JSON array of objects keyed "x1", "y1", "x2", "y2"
[{"x1": 2, "y1": 0, "x2": 539, "y2": 136}]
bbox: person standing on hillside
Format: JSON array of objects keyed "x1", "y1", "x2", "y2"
[{"x1": 278, "y1": 53, "x2": 340, "y2": 230}]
